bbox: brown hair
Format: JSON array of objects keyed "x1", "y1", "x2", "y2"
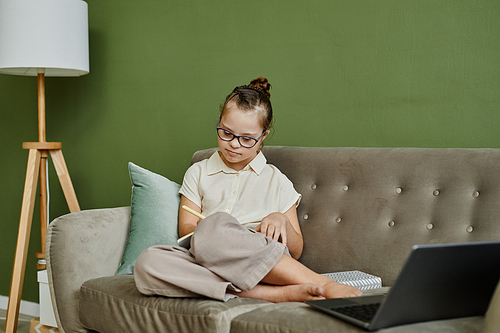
[{"x1": 220, "y1": 77, "x2": 273, "y2": 130}]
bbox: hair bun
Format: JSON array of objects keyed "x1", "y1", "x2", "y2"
[{"x1": 249, "y1": 77, "x2": 271, "y2": 98}]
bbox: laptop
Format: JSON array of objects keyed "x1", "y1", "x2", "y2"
[{"x1": 306, "y1": 241, "x2": 500, "y2": 331}]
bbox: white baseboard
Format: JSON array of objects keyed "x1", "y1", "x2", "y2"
[{"x1": 0, "y1": 295, "x2": 40, "y2": 318}]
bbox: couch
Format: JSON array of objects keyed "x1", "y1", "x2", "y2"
[{"x1": 46, "y1": 146, "x2": 500, "y2": 333}]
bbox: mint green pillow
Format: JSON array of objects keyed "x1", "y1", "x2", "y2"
[{"x1": 116, "y1": 162, "x2": 181, "y2": 275}]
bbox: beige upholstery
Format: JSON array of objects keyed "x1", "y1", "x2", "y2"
[
  {"x1": 46, "y1": 146, "x2": 500, "y2": 333},
  {"x1": 483, "y1": 281, "x2": 500, "y2": 333},
  {"x1": 229, "y1": 303, "x2": 484, "y2": 333},
  {"x1": 46, "y1": 207, "x2": 131, "y2": 333},
  {"x1": 79, "y1": 275, "x2": 270, "y2": 333}
]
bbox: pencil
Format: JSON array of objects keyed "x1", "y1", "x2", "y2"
[{"x1": 181, "y1": 205, "x2": 206, "y2": 220}]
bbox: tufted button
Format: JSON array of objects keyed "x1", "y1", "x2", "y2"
[
  {"x1": 472, "y1": 191, "x2": 480, "y2": 198},
  {"x1": 426, "y1": 223, "x2": 434, "y2": 230},
  {"x1": 396, "y1": 187, "x2": 402, "y2": 194},
  {"x1": 311, "y1": 184, "x2": 317, "y2": 190},
  {"x1": 303, "y1": 213, "x2": 309, "y2": 220},
  {"x1": 466, "y1": 225, "x2": 474, "y2": 233},
  {"x1": 433, "y1": 189, "x2": 440, "y2": 196},
  {"x1": 388, "y1": 220, "x2": 395, "y2": 227},
  {"x1": 335, "y1": 217, "x2": 342, "y2": 223},
  {"x1": 342, "y1": 185, "x2": 349, "y2": 191}
]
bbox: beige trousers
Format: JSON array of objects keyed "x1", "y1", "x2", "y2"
[{"x1": 134, "y1": 212, "x2": 286, "y2": 301}]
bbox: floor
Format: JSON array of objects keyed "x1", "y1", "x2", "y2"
[{"x1": 0, "y1": 309, "x2": 34, "y2": 333}]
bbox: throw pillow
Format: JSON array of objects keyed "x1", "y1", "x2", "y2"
[{"x1": 116, "y1": 162, "x2": 181, "y2": 275}]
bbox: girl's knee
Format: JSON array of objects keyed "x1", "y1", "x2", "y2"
[
  {"x1": 195, "y1": 212, "x2": 240, "y2": 234},
  {"x1": 134, "y1": 246, "x2": 161, "y2": 276}
]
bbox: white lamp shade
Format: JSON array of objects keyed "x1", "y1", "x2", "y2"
[{"x1": 0, "y1": 0, "x2": 89, "y2": 77}]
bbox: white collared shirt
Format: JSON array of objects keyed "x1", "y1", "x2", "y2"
[{"x1": 179, "y1": 151, "x2": 301, "y2": 224}]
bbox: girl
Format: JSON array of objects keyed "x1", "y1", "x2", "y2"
[{"x1": 134, "y1": 77, "x2": 362, "y2": 302}]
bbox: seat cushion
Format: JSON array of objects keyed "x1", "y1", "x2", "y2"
[
  {"x1": 79, "y1": 275, "x2": 271, "y2": 333},
  {"x1": 229, "y1": 302, "x2": 484, "y2": 333}
]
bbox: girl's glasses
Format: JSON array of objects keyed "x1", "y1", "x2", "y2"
[{"x1": 216, "y1": 122, "x2": 266, "y2": 148}]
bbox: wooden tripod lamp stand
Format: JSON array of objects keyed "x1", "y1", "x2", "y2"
[{"x1": 0, "y1": 0, "x2": 89, "y2": 332}]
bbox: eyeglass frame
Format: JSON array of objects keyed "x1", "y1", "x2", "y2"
[{"x1": 216, "y1": 121, "x2": 267, "y2": 148}]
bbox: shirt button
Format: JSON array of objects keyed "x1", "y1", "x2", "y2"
[{"x1": 225, "y1": 209, "x2": 230, "y2": 213}]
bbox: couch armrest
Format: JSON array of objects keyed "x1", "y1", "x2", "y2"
[{"x1": 46, "y1": 207, "x2": 131, "y2": 333}]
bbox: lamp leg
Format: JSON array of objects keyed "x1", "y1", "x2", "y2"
[
  {"x1": 36, "y1": 151, "x2": 49, "y2": 270},
  {"x1": 5, "y1": 149, "x2": 42, "y2": 333},
  {"x1": 6, "y1": 144, "x2": 80, "y2": 332},
  {"x1": 34, "y1": 149, "x2": 80, "y2": 270},
  {"x1": 50, "y1": 149, "x2": 80, "y2": 213}
]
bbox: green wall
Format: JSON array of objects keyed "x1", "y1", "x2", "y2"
[{"x1": 1, "y1": 1, "x2": 499, "y2": 303}]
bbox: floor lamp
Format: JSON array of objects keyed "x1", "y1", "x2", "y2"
[{"x1": 0, "y1": 0, "x2": 89, "y2": 332}]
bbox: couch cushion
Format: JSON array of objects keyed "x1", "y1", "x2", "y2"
[
  {"x1": 116, "y1": 162, "x2": 181, "y2": 275},
  {"x1": 79, "y1": 275, "x2": 271, "y2": 333},
  {"x1": 229, "y1": 302, "x2": 484, "y2": 333}
]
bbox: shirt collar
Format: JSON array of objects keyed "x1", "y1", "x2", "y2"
[{"x1": 207, "y1": 151, "x2": 267, "y2": 175}]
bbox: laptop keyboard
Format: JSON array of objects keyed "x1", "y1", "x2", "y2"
[{"x1": 332, "y1": 303, "x2": 381, "y2": 323}]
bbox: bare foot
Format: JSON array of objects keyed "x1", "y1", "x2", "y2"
[
  {"x1": 320, "y1": 279, "x2": 362, "y2": 299},
  {"x1": 234, "y1": 283, "x2": 326, "y2": 303},
  {"x1": 278, "y1": 284, "x2": 326, "y2": 302}
]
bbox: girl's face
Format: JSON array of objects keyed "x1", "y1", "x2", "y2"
[{"x1": 217, "y1": 103, "x2": 269, "y2": 171}]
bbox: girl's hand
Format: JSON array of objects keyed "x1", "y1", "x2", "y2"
[{"x1": 254, "y1": 212, "x2": 290, "y2": 247}]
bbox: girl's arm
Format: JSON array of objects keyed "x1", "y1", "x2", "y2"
[
  {"x1": 178, "y1": 195, "x2": 202, "y2": 238},
  {"x1": 255, "y1": 204, "x2": 304, "y2": 260}
]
